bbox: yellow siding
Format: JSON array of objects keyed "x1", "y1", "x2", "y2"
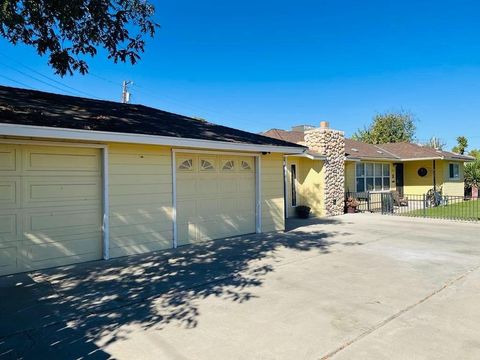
[
  {"x1": 441, "y1": 160, "x2": 465, "y2": 196},
  {"x1": 344, "y1": 161, "x2": 356, "y2": 192},
  {"x1": 403, "y1": 160, "x2": 442, "y2": 195},
  {"x1": 108, "y1": 144, "x2": 173, "y2": 258},
  {"x1": 299, "y1": 158, "x2": 325, "y2": 217},
  {"x1": 0, "y1": 144, "x2": 102, "y2": 276},
  {"x1": 261, "y1": 153, "x2": 285, "y2": 232}
]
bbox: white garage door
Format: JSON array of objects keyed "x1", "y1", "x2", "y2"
[
  {"x1": 175, "y1": 153, "x2": 256, "y2": 246},
  {"x1": 0, "y1": 144, "x2": 103, "y2": 276}
]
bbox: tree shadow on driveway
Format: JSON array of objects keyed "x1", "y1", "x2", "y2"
[{"x1": 0, "y1": 218, "x2": 356, "y2": 359}]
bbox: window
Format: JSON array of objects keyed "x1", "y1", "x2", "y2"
[
  {"x1": 449, "y1": 163, "x2": 460, "y2": 179},
  {"x1": 222, "y1": 160, "x2": 235, "y2": 171},
  {"x1": 356, "y1": 163, "x2": 390, "y2": 192},
  {"x1": 200, "y1": 159, "x2": 215, "y2": 171},
  {"x1": 178, "y1": 158, "x2": 193, "y2": 171},
  {"x1": 240, "y1": 160, "x2": 252, "y2": 171},
  {"x1": 291, "y1": 164, "x2": 297, "y2": 207}
]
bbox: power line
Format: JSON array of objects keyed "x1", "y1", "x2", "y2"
[
  {"x1": 0, "y1": 52, "x2": 99, "y2": 99},
  {"x1": 0, "y1": 61, "x2": 86, "y2": 97},
  {"x1": 88, "y1": 71, "x2": 273, "y2": 129},
  {"x1": 0, "y1": 74, "x2": 35, "y2": 89}
]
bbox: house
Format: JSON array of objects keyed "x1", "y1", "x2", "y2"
[
  {"x1": 263, "y1": 122, "x2": 474, "y2": 216},
  {"x1": 0, "y1": 85, "x2": 306, "y2": 276}
]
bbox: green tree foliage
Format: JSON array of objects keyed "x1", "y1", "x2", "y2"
[
  {"x1": 423, "y1": 136, "x2": 446, "y2": 150},
  {"x1": 0, "y1": 0, "x2": 159, "y2": 76},
  {"x1": 468, "y1": 149, "x2": 480, "y2": 160},
  {"x1": 452, "y1": 136, "x2": 468, "y2": 155},
  {"x1": 352, "y1": 111, "x2": 416, "y2": 144},
  {"x1": 464, "y1": 160, "x2": 480, "y2": 189}
]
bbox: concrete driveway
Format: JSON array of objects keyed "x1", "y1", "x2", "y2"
[{"x1": 1, "y1": 214, "x2": 480, "y2": 359}]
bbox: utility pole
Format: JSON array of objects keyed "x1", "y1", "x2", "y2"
[{"x1": 121, "y1": 80, "x2": 133, "y2": 103}]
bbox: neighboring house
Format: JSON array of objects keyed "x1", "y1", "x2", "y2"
[
  {"x1": 263, "y1": 122, "x2": 474, "y2": 217},
  {"x1": 0, "y1": 86, "x2": 305, "y2": 276}
]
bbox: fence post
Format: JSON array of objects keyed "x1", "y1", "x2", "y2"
[
  {"x1": 367, "y1": 191, "x2": 371, "y2": 213},
  {"x1": 422, "y1": 194, "x2": 427, "y2": 218}
]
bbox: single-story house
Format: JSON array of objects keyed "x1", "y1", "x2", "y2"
[
  {"x1": 0, "y1": 85, "x2": 306, "y2": 276},
  {"x1": 263, "y1": 122, "x2": 474, "y2": 217}
]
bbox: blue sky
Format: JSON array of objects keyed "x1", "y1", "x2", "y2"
[{"x1": 1, "y1": 0, "x2": 479, "y2": 150}]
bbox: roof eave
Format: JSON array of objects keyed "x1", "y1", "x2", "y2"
[{"x1": 0, "y1": 123, "x2": 306, "y2": 154}]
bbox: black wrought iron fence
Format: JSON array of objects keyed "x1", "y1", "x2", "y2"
[{"x1": 345, "y1": 191, "x2": 480, "y2": 222}]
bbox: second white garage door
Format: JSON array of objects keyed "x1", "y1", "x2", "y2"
[{"x1": 175, "y1": 153, "x2": 256, "y2": 246}]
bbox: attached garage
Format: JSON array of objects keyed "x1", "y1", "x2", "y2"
[
  {"x1": 0, "y1": 85, "x2": 305, "y2": 276},
  {"x1": 0, "y1": 143, "x2": 103, "y2": 276},
  {"x1": 175, "y1": 152, "x2": 258, "y2": 246}
]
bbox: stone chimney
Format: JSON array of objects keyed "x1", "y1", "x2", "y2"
[{"x1": 304, "y1": 122, "x2": 345, "y2": 216}]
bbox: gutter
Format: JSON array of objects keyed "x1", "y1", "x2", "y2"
[{"x1": 0, "y1": 123, "x2": 306, "y2": 154}]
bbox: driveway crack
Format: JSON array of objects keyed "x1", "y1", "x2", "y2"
[{"x1": 319, "y1": 263, "x2": 480, "y2": 360}]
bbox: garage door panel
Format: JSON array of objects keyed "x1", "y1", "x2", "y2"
[
  {"x1": 0, "y1": 245, "x2": 18, "y2": 275},
  {"x1": 24, "y1": 209, "x2": 100, "y2": 239},
  {"x1": 0, "y1": 145, "x2": 19, "y2": 172},
  {"x1": 22, "y1": 177, "x2": 101, "y2": 208},
  {"x1": 22, "y1": 146, "x2": 100, "y2": 173},
  {"x1": 0, "y1": 213, "x2": 19, "y2": 243},
  {"x1": 218, "y1": 179, "x2": 237, "y2": 193},
  {"x1": 176, "y1": 178, "x2": 197, "y2": 198},
  {"x1": 25, "y1": 236, "x2": 100, "y2": 265},
  {"x1": 0, "y1": 178, "x2": 20, "y2": 207},
  {"x1": 196, "y1": 178, "x2": 218, "y2": 195}
]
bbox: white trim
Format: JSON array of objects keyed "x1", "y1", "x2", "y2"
[
  {"x1": 288, "y1": 161, "x2": 299, "y2": 211},
  {"x1": 255, "y1": 155, "x2": 262, "y2": 233},
  {"x1": 172, "y1": 148, "x2": 261, "y2": 156},
  {"x1": 354, "y1": 162, "x2": 391, "y2": 192},
  {"x1": 285, "y1": 153, "x2": 326, "y2": 160},
  {"x1": 0, "y1": 137, "x2": 107, "y2": 148},
  {"x1": 448, "y1": 162, "x2": 461, "y2": 180},
  {"x1": 102, "y1": 147, "x2": 110, "y2": 260},
  {"x1": 0, "y1": 123, "x2": 305, "y2": 154},
  {"x1": 283, "y1": 156, "x2": 288, "y2": 219},
  {"x1": 172, "y1": 149, "x2": 178, "y2": 248}
]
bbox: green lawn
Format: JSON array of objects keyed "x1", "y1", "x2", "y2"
[{"x1": 405, "y1": 199, "x2": 480, "y2": 221}]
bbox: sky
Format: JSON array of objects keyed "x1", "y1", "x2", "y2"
[{"x1": 1, "y1": 0, "x2": 479, "y2": 150}]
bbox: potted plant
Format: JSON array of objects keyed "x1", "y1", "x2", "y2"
[
  {"x1": 345, "y1": 196, "x2": 360, "y2": 214},
  {"x1": 295, "y1": 205, "x2": 311, "y2": 219}
]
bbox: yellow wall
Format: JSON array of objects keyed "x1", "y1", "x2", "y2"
[
  {"x1": 261, "y1": 153, "x2": 285, "y2": 232},
  {"x1": 344, "y1": 161, "x2": 356, "y2": 192},
  {"x1": 285, "y1": 157, "x2": 325, "y2": 217},
  {"x1": 108, "y1": 144, "x2": 173, "y2": 258},
  {"x1": 441, "y1": 160, "x2": 465, "y2": 196},
  {"x1": 299, "y1": 158, "x2": 325, "y2": 217},
  {"x1": 344, "y1": 159, "x2": 465, "y2": 196}
]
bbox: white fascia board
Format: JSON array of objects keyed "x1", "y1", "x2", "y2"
[
  {"x1": 0, "y1": 123, "x2": 305, "y2": 154},
  {"x1": 285, "y1": 153, "x2": 326, "y2": 160}
]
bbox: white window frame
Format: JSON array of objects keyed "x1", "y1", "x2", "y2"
[
  {"x1": 449, "y1": 163, "x2": 460, "y2": 180},
  {"x1": 290, "y1": 163, "x2": 298, "y2": 207},
  {"x1": 355, "y1": 162, "x2": 391, "y2": 192}
]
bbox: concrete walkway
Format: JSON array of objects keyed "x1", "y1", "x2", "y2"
[{"x1": 1, "y1": 214, "x2": 480, "y2": 359}]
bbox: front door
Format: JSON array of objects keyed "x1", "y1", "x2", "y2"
[{"x1": 395, "y1": 163, "x2": 404, "y2": 196}]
